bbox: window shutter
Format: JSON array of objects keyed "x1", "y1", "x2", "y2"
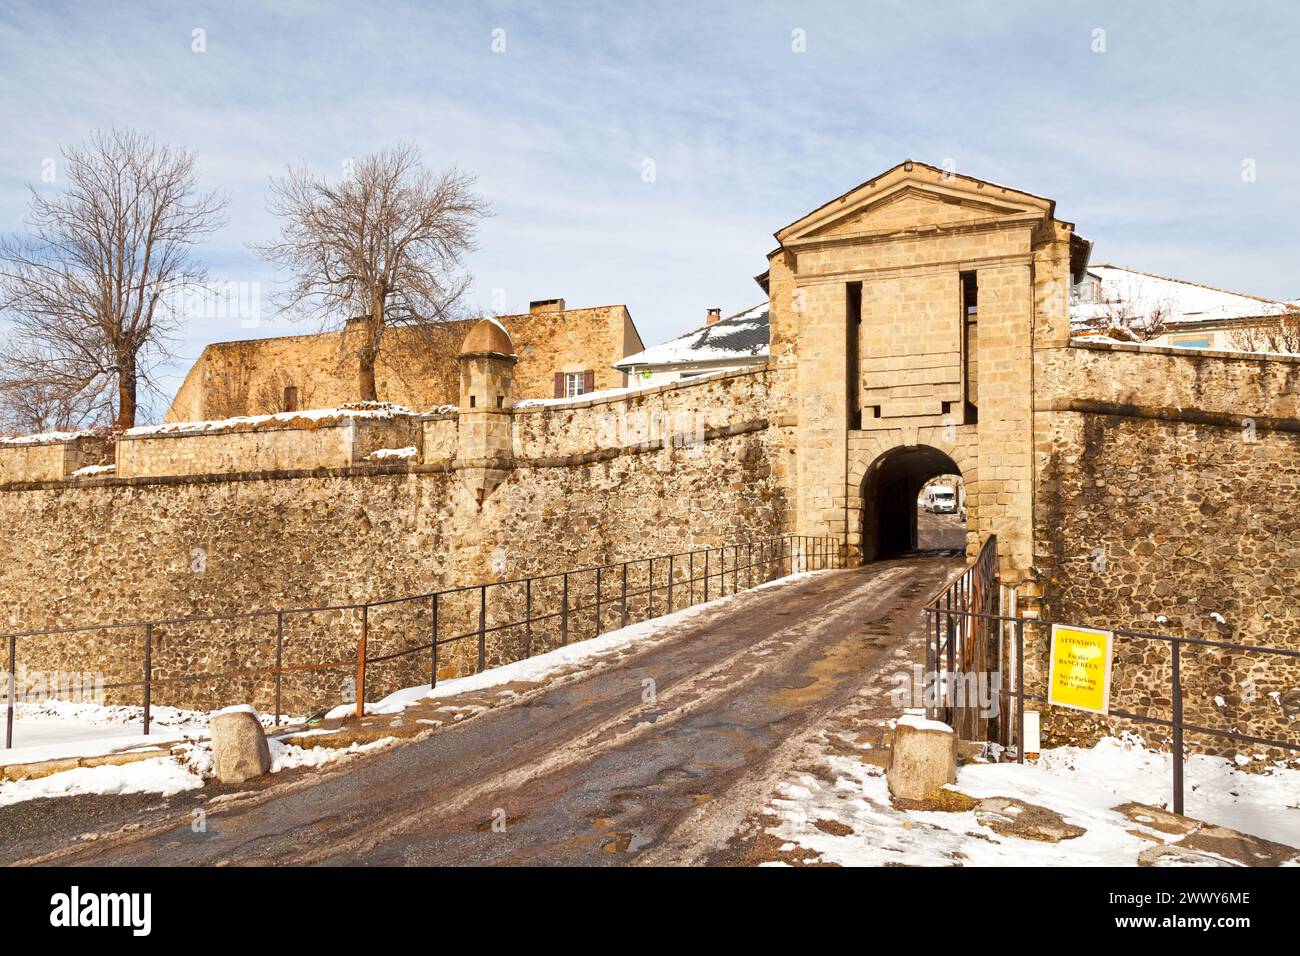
[
  {"x1": 583, "y1": 369, "x2": 595, "y2": 394},
  {"x1": 554, "y1": 372, "x2": 564, "y2": 398}
]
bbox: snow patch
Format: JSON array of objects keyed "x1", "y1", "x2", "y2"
[
  {"x1": 897, "y1": 714, "x2": 953, "y2": 734},
  {"x1": 0, "y1": 757, "x2": 203, "y2": 807},
  {"x1": 364, "y1": 445, "x2": 417, "y2": 461},
  {"x1": 70, "y1": 463, "x2": 115, "y2": 477}
]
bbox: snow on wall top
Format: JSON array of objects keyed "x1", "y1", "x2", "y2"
[
  {"x1": 614, "y1": 303, "x2": 769, "y2": 369},
  {"x1": 1071, "y1": 265, "x2": 1292, "y2": 330},
  {"x1": 122, "y1": 402, "x2": 418, "y2": 438},
  {"x1": 0, "y1": 430, "x2": 97, "y2": 447}
]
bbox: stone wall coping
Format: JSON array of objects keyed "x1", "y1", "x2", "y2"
[
  {"x1": 0, "y1": 431, "x2": 99, "y2": 448},
  {"x1": 510, "y1": 366, "x2": 770, "y2": 416},
  {"x1": 1067, "y1": 338, "x2": 1300, "y2": 367},
  {"x1": 0, "y1": 417, "x2": 771, "y2": 492},
  {"x1": 116, "y1": 408, "x2": 454, "y2": 444}
]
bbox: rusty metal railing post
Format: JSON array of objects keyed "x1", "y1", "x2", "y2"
[
  {"x1": 431, "y1": 593, "x2": 440, "y2": 689},
  {"x1": 356, "y1": 606, "x2": 368, "y2": 720},
  {"x1": 732, "y1": 545, "x2": 739, "y2": 594},
  {"x1": 648, "y1": 558, "x2": 655, "y2": 618},
  {"x1": 620, "y1": 562, "x2": 628, "y2": 629},
  {"x1": 143, "y1": 622, "x2": 153, "y2": 735},
  {"x1": 668, "y1": 554, "x2": 675, "y2": 613},
  {"x1": 477, "y1": 585, "x2": 487, "y2": 672},
  {"x1": 274, "y1": 611, "x2": 284, "y2": 726},
  {"x1": 1172, "y1": 638, "x2": 1184, "y2": 815},
  {"x1": 523, "y1": 580, "x2": 531, "y2": 659},
  {"x1": 704, "y1": 549, "x2": 710, "y2": 602},
  {"x1": 561, "y1": 573, "x2": 570, "y2": 645},
  {"x1": 595, "y1": 566, "x2": 603, "y2": 634}
]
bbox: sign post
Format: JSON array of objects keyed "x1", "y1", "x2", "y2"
[{"x1": 1047, "y1": 624, "x2": 1114, "y2": 714}]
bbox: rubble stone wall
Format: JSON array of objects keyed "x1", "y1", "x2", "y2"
[{"x1": 1031, "y1": 343, "x2": 1300, "y2": 755}]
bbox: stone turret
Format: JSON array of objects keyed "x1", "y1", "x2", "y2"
[{"x1": 456, "y1": 318, "x2": 517, "y2": 503}]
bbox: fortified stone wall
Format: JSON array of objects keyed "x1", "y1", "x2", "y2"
[
  {"x1": 0, "y1": 369, "x2": 789, "y2": 715},
  {"x1": 1031, "y1": 342, "x2": 1300, "y2": 755}
]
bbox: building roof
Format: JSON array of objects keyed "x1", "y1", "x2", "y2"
[
  {"x1": 459, "y1": 316, "x2": 516, "y2": 357},
  {"x1": 1070, "y1": 265, "x2": 1293, "y2": 330},
  {"x1": 614, "y1": 303, "x2": 769, "y2": 369}
]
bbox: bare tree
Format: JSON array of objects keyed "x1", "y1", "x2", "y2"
[
  {"x1": 257, "y1": 144, "x2": 489, "y2": 401},
  {"x1": 0, "y1": 129, "x2": 227, "y2": 430},
  {"x1": 1228, "y1": 312, "x2": 1300, "y2": 354},
  {"x1": 1096, "y1": 294, "x2": 1172, "y2": 343},
  {"x1": 0, "y1": 375, "x2": 98, "y2": 436}
]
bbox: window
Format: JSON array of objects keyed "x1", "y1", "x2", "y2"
[
  {"x1": 847, "y1": 281, "x2": 862, "y2": 430},
  {"x1": 553, "y1": 369, "x2": 595, "y2": 398},
  {"x1": 1172, "y1": 335, "x2": 1213, "y2": 350},
  {"x1": 283, "y1": 385, "x2": 299, "y2": 412},
  {"x1": 961, "y1": 271, "x2": 978, "y2": 423}
]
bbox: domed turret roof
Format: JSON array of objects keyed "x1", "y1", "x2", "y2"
[{"x1": 458, "y1": 318, "x2": 516, "y2": 357}]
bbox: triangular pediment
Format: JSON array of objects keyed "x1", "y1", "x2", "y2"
[{"x1": 776, "y1": 161, "x2": 1055, "y2": 245}]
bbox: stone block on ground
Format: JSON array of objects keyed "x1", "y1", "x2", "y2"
[
  {"x1": 1138, "y1": 844, "x2": 1238, "y2": 867},
  {"x1": 886, "y1": 714, "x2": 957, "y2": 804},
  {"x1": 1176, "y1": 824, "x2": 1300, "y2": 867},
  {"x1": 974, "y1": 796, "x2": 1086, "y2": 842},
  {"x1": 210, "y1": 705, "x2": 272, "y2": 785}
]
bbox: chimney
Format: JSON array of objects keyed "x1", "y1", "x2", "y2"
[
  {"x1": 529, "y1": 298, "x2": 566, "y2": 314},
  {"x1": 706, "y1": 307, "x2": 722, "y2": 325}
]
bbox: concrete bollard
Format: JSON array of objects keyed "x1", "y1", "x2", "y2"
[
  {"x1": 209, "y1": 705, "x2": 272, "y2": 785},
  {"x1": 886, "y1": 713, "x2": 957, "y2": 803}
]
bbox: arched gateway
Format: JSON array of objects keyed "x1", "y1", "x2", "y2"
[
  {"x1": 762, "y1": 159, "x2": 1079, "y2": 587},
  {"x1": 859, "y1": 444, "x2": 963, "y2": 561}
]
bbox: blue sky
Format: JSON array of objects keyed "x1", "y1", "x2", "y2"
[{"x1": 2, "y1": 1, "x2": 1298, "y2": 411}]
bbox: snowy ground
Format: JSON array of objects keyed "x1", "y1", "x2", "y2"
[
  {"x1": 764, "y1": 733, "x2": 1300, "y2": 866},
  {"x1": 1, "y1": 698, "x2": 289, "y2": 764},
  {"x1": 3, "y1": 700, "x2": 220, "y2": 764}
]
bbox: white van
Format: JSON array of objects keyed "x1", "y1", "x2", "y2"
[{"x1": 924, "y1": 485, "x2": 958, "y2": 514}]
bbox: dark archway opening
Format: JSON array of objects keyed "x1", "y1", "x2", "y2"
[{"x1": 860, "y1": 445, "x2": 965, "y2": 561}]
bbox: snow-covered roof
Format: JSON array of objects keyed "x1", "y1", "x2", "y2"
[
  {"x1": 614, "y1": 303, "x2": 769, "y2": 369},
  {"x1": 1071, "y1": 265, "x2": 1292, "y2": 330}
]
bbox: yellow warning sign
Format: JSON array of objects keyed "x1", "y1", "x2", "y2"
[{"x1": 1047, "y1": 624, "x2": 1114, "y2": 714}]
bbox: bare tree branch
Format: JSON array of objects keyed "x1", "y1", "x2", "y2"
[
  {"x1": 1228, "y1": 312, "x2": 1300, "y2": 355},
  {"x1": 255, "y1": 144, "x2": 490, "y2": 401},
  {"x1": 0, "y1": 128, "x2": 227, "y2": 430}
]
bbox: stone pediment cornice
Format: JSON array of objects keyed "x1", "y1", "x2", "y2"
[
  {"x1": 776, "y1": 161, "x2": 1056, "y2": 249},
  {"x1": 781, "y1": 209, "x2": 1044, "y2": 253}
]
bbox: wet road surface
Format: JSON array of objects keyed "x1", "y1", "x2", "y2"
[{"x1": 31, "y1": 556, "x2": 960, "y2": 866}]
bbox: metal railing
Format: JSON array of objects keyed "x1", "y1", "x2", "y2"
[
  {"x1": 924, "y1": 534, "x2": 999, "y2": 740},
  {"x1": 2, "y1": 533, "x2": 843, "y2": 749},
  {"x1": 925, "y1": 537, "x2": 1300, "y2": 815}
]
